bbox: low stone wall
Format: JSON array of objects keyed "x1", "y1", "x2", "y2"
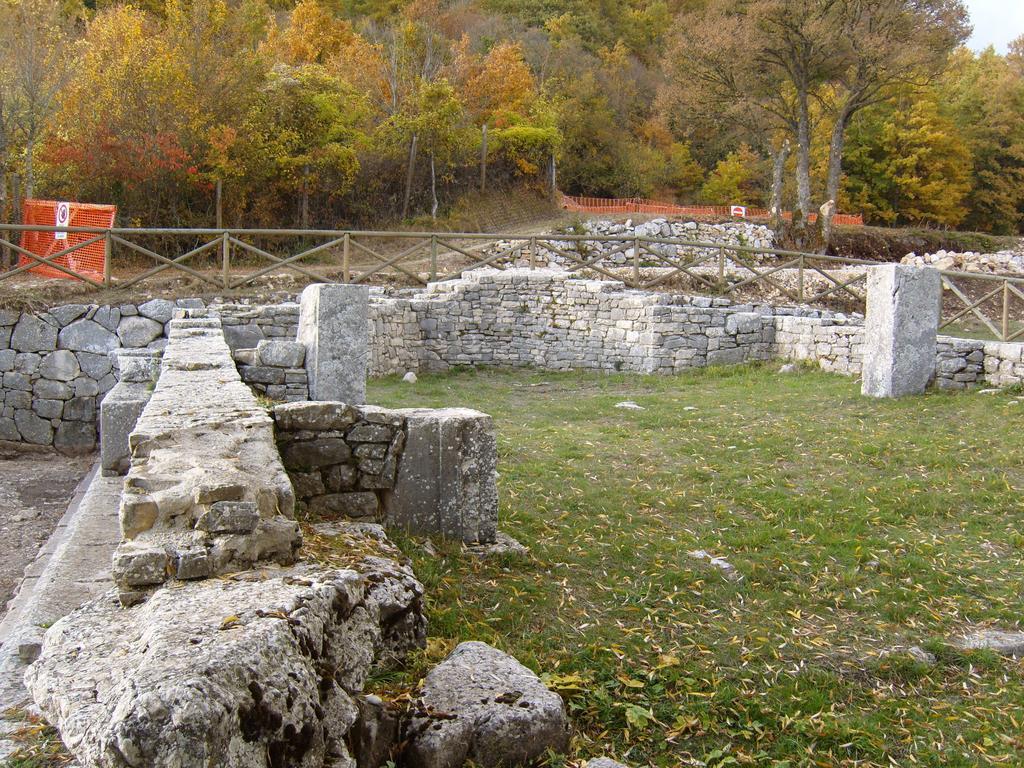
[
  {"x1": 773, "y1": 315, "x2": 865, "y2": 376},
  {"x1": 274, "y1": 402, "x2": 406, "y2": 522},
  {"x1": 273, "y1": 402, "x2": 499, "y2": 544},
  {"x1": 369, "y1": 270, "x2": 784, "y2": 376}
]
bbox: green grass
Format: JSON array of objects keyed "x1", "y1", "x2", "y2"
[{"x1": 363, "y1": 363, "x2": 1024, "y2": 768}]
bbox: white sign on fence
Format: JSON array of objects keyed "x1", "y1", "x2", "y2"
[
  {"x1": 730, "y1": 205, "x2": 747, "y2": 218},
  {"x1": 54, "y1": 201, "x2": 70, "y2": 240}
]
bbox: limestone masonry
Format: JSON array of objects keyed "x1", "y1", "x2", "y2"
[{"x1": 2, "y1": 269, "x2": 1023, "y2": 452}]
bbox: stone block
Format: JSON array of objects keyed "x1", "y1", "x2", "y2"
[
  {"x1": 32, "y1": 398, "x2": 64, "y2": 419},
  {"x1": 861, "y1": 265, "x2": 940, "y2": 398},
  {"x1": 309, "y1": 492, "x2": 379, "y2": 519},
  {"x1": 405, "y1": 642, "x2": 569, "y2": 768},
  {"x1": 117, "y1": 315, "x2": 164, "y2": 348},
  {"x1": 39, "y1": 349, "x2": 80, "y2": 381},
  {"x1": 59, "y1": 319, "x2": 119, "y2": 354},
  {"x1": 99, "y1": 382, "x2": 152, "y2": 474},
  {"x1": 111, "y1": 544, "x2": 170, "y2": 587},
  {"x1": 115, "y1": 349, "x2": 161, "y2": 383},
  {"x1": 298, "y1": 283, "x2": 369, "y2": 404},
  {"x1": 14, "y1": 409, "x2": 53, "y2": 444},
  {"x1": 54, "y1": 420, "x2": 97, "y2": 455},
  {"x1": 281, "y1": 438, "x2": 353, "y2": 470},
  {"x1": 195, "y1": 500, "x2": 260, "y2": 534},
  {"x1": 256, "y1": 339, "x2": 305, "y2": 368},
  {"x1": 138, "y1": 298, "x2": 176, "y2": 324},
  {"x1": 11, "y1": 314, "x2": 58, "y2": 352},
  {"x1": 383, "y1": 408, "x2": 497, "y2": 544}
]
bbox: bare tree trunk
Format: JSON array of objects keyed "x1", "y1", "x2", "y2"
[
  {"x1": 825, "y1": 107, "x2": 853, "y2": 208},
  {"x1": 769, "y1": 138, "x2": 790, "y2": 231},
  {"x1": 430, "y1": 152, "x2": 437, "y2": 221},
  {"x1": 795, "y1": 90, "x2": 812, "y2": 218},
  {"x1": 23, "y1": 138, "x2": 34, "y2": 199},
  {"x1": 401, "y1": 133, "x2": 418, "y2": 220},
  {"x1": 479, "y1": 124, "x2": 487, "y2": 194},
  {"x1": 300, "y1": 166, "x2": 309, "y2": 229}
]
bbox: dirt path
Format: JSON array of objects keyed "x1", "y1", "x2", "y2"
[{"x1": 0, "y1": 446, "x2": 95, "y2": 611}]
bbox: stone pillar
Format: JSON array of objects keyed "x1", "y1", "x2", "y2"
[
  {"x1": 383, "y1": 408, "x2": 498, "y2": 544},
  {"x1": 298, "y1": 284, "x2": 369, "y2": 404},
  {"x1": 861, "y1": 264, "x2": 940, "y2": 398}
]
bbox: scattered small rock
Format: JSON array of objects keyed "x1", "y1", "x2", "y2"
[
  {"x1": 778, "y1": 363, "x2": 798, "y2": 374},
  {"x1": 615, "y1": 401, "x2": 644, "y2": 410},
  {"x1": 403, "y1": 371, "x2": 418, "y2": 384},
  {"x1": 954, "y1": 629, "x2": 1024, "y2": 657},
  {"x1": 688, "y1": 549, "x2": 741, "y2": 581},
  {"x1": 978, "y1": 389, "x2": 1000, "y2": 395},
  {"x1": 879, "y1": 645, "x2": 936, "y2": 665},
  {"x1": 588, "y1": 759, "x2": 631, "y2": 768},
  {"x1": 466, "y1": 532, "x2": 529, "y2": 558}
]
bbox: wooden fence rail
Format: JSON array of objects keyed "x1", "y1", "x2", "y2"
[{"x1": 1, "y1": 224, "x2": 1022, "y2": 342}]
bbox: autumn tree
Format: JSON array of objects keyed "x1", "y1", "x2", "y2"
[
  {"x1": 0, "y1": 0, "x2": 76, "y2": 197},
  {"x1": 669, "y1": 0, "x2": 969, "y2": 225}
]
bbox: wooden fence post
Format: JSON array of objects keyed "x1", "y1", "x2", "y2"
[
  {"x1": 103, "y1": 231, "x2": 113, "y2": 287},
  {"x1": 342, "y1": 233, "x2": 351, "y2": 283},
  {"x1": 221, "y1": 231, "x2": 231, "y2": 289}
]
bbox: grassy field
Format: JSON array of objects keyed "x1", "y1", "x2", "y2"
[{"x1": 361, "y1": 364, "x2": 1024, "y2": 768}]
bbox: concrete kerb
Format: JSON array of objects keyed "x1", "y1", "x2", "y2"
[{"x1": 0, "y1": 461, "x2": 121, "y2": 760}]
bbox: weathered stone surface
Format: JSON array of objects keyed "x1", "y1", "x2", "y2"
[
  {"x1": 299, "y1": 283, "x2": 369, "y2": 404},
  {"x1": 49, "y1": 304, "x2": 89, "y2": 327},
  {"x1": 384, "y1": 409, "x2": 498, "y2": 545},
  {"x1": 282, "y1": 438, "x2": 354, "y2": 470},
  {"x1": 77, "y1": 350, "x2": 113, "y2": 380},
  {"x1": 587, "y1": 759, "x2": 630, "y2": 768},
  {"x1": 115, "y1": 349, "x2": 161, "y2": 383},
  {"x1": 59, "y1": 319, "x2": 119, "y2": 354},
  {"x1": 99, "y1": 382, "x2": 152, "y2": 474},
  {"x1": 405, "y1": 641, "x2": 570, "y2": 768},
  {"x1": 14, "y1": 409, "x2": 53, "y2": 445},
  {"x1": 861, "y1": 265, "x2": 940, "y2": 398},
  {"x1": 954, "y1": 629, "x2": 1024, "y2": 657},
  {"x1": 138, "y1": 299, "x2": 176, "y2": 324},
  {"x1": 117, "y1": 316, "x2": 164, "y2": 348},
  {"x1": 33, "y1": 378, "x2": 72, "y2": 400},
  {"x1": 221, "y1": 323, "x2": 264, "y2": 351},
  {"x1": 26, "y1": 558, "x2": 425, "y2": 768},
  {"x1": 39, "y1": 349, "x2": 80, "y2": 381},
  {"x1": 350, "y1": 694, "x2": 401, "y2": 768},
  {"x1": 195, "y1": 501, "x2": 261, "y2": 534},
  {"x1": 32, "y1": 398, "x2": 63, "y2": 419},
  {"x1": 309, "y1": 492, "x2": 379, "y2": 520},
  {"x1": 275, "y1": 401, "x2": 357, "y2": 432},
  {"x1": 11, "y1": 315, "x2": 58, "y2": 353},
  {"x1": 28, "y1": 544, "x2": 425, "y2": 768},
  {"x1": 92, "y1": 306, "x2": 121, "y2": 331},
  {"x1": 257, "y1": 339, "x2": 306, "y2": 368},
  {"x1": 114, "y1": 313, "x2": 301, "y2": 601},
  {"x1": 63, "y1": 395, "x2": 96, "y2": 422}
]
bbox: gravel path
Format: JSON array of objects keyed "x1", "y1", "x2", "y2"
[{"x1": 0, "y1": 447, "x2": 95, "y2": 612}]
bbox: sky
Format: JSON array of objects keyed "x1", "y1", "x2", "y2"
[{"x1": 964, "y1": 0, "x2": 1024, "y2": 54}]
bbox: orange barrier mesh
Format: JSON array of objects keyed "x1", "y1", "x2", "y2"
[
  {"x1": 560, "y1": 195, "x2": 864, "y2": 227},
  {"x1": 19, "y1": 200, "x2": 117, "y2": 281}
]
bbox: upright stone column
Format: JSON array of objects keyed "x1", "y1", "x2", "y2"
[
  {"x1": 383, "y1": 408, "x2": 498, "y2": 544},
  {"x1": 298, "y1": 283, "x2": 369, "y2": 404},
  {"x1": 861, "y1": 264, "x2": 940, "y2": 398}
]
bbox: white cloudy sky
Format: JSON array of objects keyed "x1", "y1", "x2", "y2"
[{"x1": 964, "y1": 0, "x2": 1024, "y2": 53}]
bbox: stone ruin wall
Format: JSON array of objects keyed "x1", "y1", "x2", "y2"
[{"x1": 2, "y1": 270, "x2": 1023, "y2": 452}]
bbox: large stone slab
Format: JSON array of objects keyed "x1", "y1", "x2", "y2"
[
  {"x1": 861, "y1": 265, "x2": 940, "y2": 398},
  {"x1": 384, "y1": 408, "x2": 498, "y2": 544},
  {"x1": 404, "y1": 641, "x2": 570, "y2": 768},
  {"x1": 26, "y1": 556, "x2": 426, "y2": 768},
  {"x1": 298, "y1": 284, "x2": 369, "y2": 404}
]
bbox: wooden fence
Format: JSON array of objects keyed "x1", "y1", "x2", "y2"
[{"x1": 1, "y1": 224, "x2": 1021, "y2": 342}]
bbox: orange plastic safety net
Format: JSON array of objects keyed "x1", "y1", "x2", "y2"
[
  {"x1": 560, "y1": 194, "x2": 864, "y2": 226},
  {"x1": 19, "y1": 200, "x2": 117, "y2": 281}
]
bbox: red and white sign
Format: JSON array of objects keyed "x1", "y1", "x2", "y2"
[
  {"x1": 730, "y1": 205, "x2": 747, "y2": 218},
  {"x1": 54, "y1": 201, "x2": 70, "y2": 240}
]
